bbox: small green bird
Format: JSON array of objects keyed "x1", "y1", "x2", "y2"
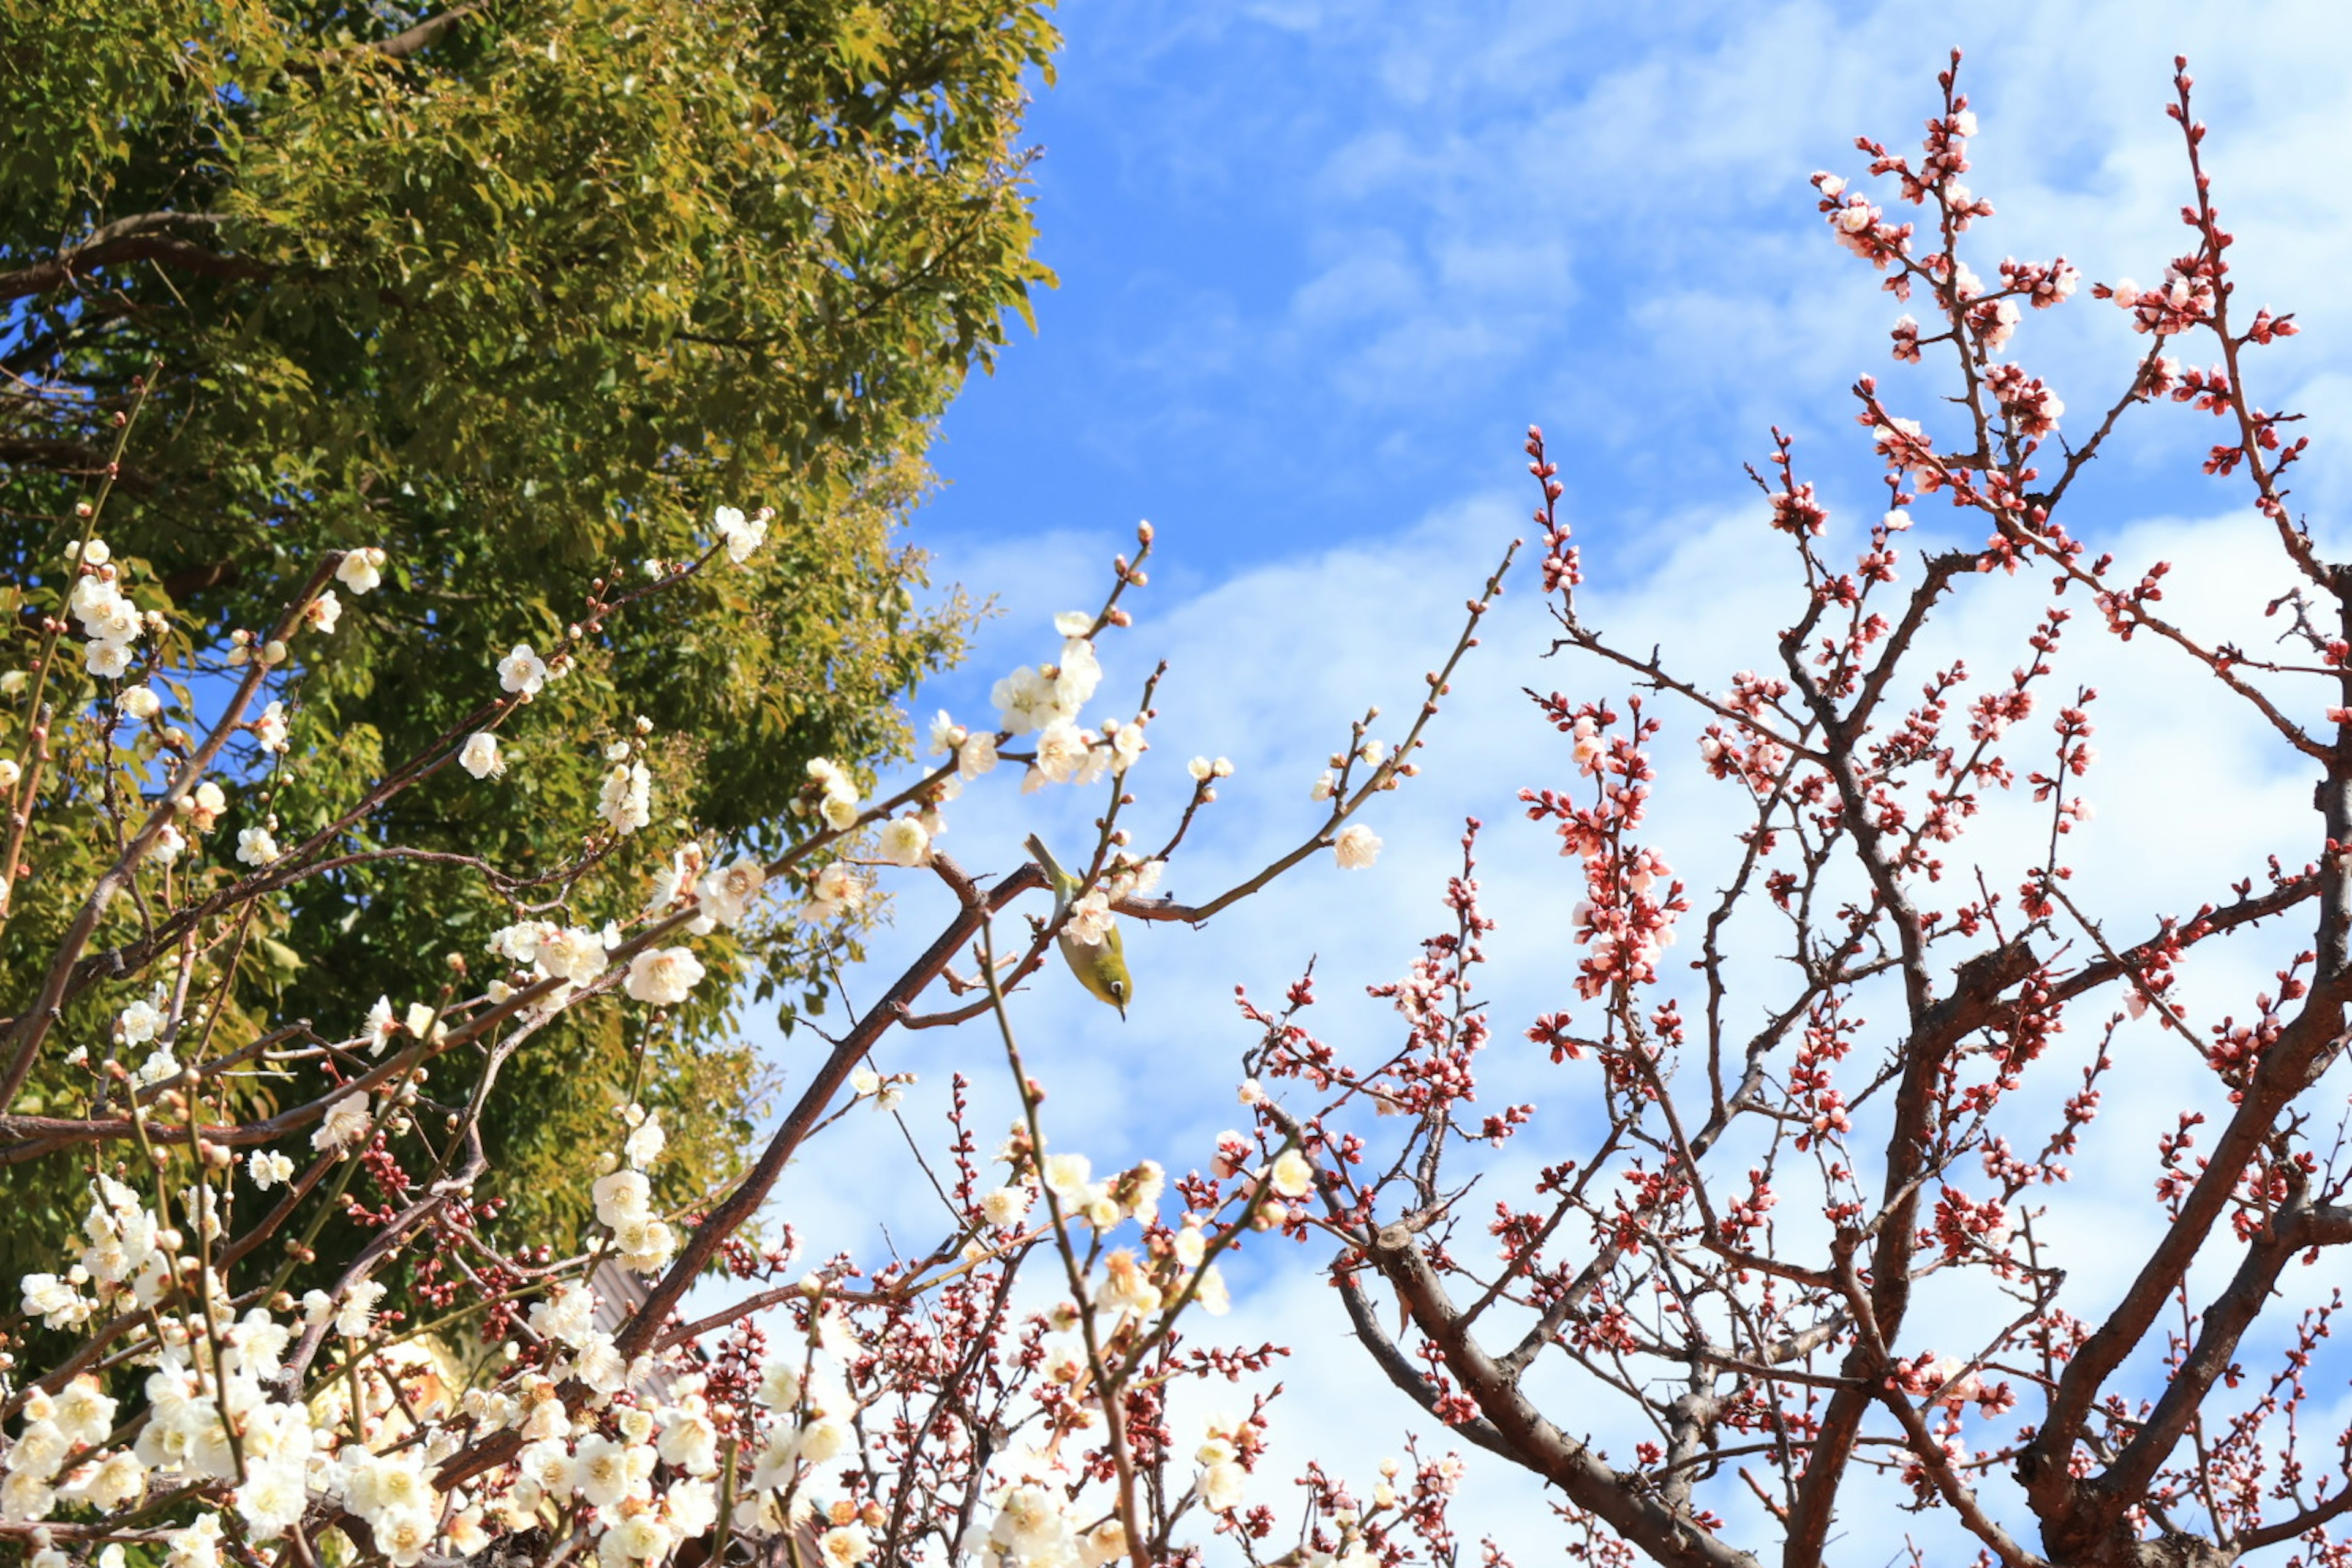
[{"x1": 1025, "y1": 834, "x2": 1133, "y2": 1019}]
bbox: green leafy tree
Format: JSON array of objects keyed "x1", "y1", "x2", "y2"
[{"x1": 0, "y1": 0, "x2": 1058, "y2": 1265}]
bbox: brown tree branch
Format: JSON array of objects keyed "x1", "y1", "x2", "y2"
[{"x1": 0, "y1": 217, "x2": 268, "y2": 303}]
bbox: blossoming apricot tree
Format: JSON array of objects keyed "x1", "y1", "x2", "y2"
[{"x1": 1242, "y1": 55, "x2": 2351, "y2": 1568}]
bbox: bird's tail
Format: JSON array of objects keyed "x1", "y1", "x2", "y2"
[{"x1": 1024, "y1": 834, "x2": 1072, "y2": 895}]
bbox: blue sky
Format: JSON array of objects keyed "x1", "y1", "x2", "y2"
[
  {"x1": 922, "y1": 1, "x2": 2352, "y2": 592},
  {"x1": 760, "y1": 4, "x2": 2352, "y2": 1559}
]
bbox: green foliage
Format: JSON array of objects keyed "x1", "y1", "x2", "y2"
[{"x1": 0, "y1": 0, "x2": 1056, "y2": 1267}]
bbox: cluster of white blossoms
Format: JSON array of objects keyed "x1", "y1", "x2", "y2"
[
  {"x1": 5, "y1": 1268, "x2": 330, "y2": 1548},
  {"x1": 982, "y1": 612, "x2": 1154, "y2": 796},
  {"x1": 644, "y1": 840, "x2": 767, "y2": 932},
  {"x1": 963, "y1": 1482, "x2": 1129, "y2": 1568},
  {"x1": 992, "y1": 612, "x2": 1102, "y2": 736},
  {"x1": 1026, "y1": 1149, "x2": 1229, "y2": 1317},
  {"x1": 929, "y1": 709, "x2": 1000, "y2": 782},
  {"x1": 785, "y1": 611, "x2": 1166, "y2": 930},
  {"x1": 0, "y1": 1119, "x2": 756, "y2": 1566},
  {"x1": 362, "y1": 995, "x2": 449, "y2": 1055},
  {"x1": 18, "y1": 1174, "x2": 172, "y2": 1333},
  {"x1": 598, "y1": 747, "x2": 654, "y2": 835},
  {"x1": 63, "y1": 538, "x2": 163, "y2": 680},
  {"x1": 487, "y1": 916, "x2": 621, "y2": 1006},
  {"x1": 711, "y1": 503, "x2": 771, "y2": 565},
  {"x1": 590, "y1": 1106, "x2": 677, "y2": 1273},
  {"x1": 801, "y1": 756, "x2": 863, "y2": 831},
  {"x1": 1193, "y1": 1412, "x2": 1255, "y2": 1517},
  {"x1": 105, "y1": 980, "x2": 185, "y2": 1088}
]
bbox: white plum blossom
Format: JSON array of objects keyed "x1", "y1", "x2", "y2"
[
  {"x1": 1270, "y1": 1148, "x2": 1315, "y2": 1199},
  {"x1": 699, "y1": 858, "x2": 765, "y2": 927},
  {"x1": 878, "y1": 816, "x2": 931, "y2": 867},
  {"x1": 53, "y1": 1378, "x2": 116, "y2": 1446},
  {"x1": 165, "y1": 1513, "x2": 225, "y2": 1568},
  {"x1": 1199, "y1": 1460, "x2": 1246, "y2": 1512},
  {"x1": 497, "y1": 643, "x2": 548, "y2": 696},
  {"x1": 252, "y1": 701, "x2": 290, "y2": 753},
  {"x1": 1030, "y1": 720, "x2": 1091, "y2": 787},
  {"x1": 991, "y1": 665, "x2": 1059, "y2": 734},
  {"x1": 820, "y1": 1525, "x2": 875, "y2": 1566},
  {"x1": 337, "y1": 546, "x2": 386, "y2": 594},
  {"x1": 1042, "y1": 1153, "x2": 1092, "y2": 1202},
  {"x1": 236, "y1": 826, "x2": 281, "y2": 867},
  {"x1": 595, "y1": 1169, "x2": 651, "y2": 1229},
  {"x1": 312, "y1": 1091, "x2": 372, "y2": 1153},
  {"x1": 534, "y1": 924, "x2": 612, "y2": 983},
  {"x1": 529, "y1": 1280, "x2": 598, "y2": 1349},
  {"x1": 1096, "y1": 1249, "x2": 1160, "y2": 1315},
  {"x1": 984, "y1": 1485, "x2": 1077, "y2": 1567},
  {"x1": 929, "y1": 710, "x2": 965, "y2": 756},
  {"x1": 809, "y1": 861, "x2": 869, "y2": 918},
  {"x1": 1064, "y1": 890, "x2": 1115, "y2": 947},
  {"x1": 248, "y1": 1150, "x2": 295, "y2": 1189},
  {"x1": 365, "y1": 993, "x2": 399, "y2": 1054},
  {"x1": 119, "y1": 684, "x2": 162, "y2": 720},
  {"x1": 305, "y1": 589, "x2": 342, "y2": 633},
  {"x1": 116, "y1": 997, "x2": 162, "y2": 1046},
  {"x1": 1333, "y1": 824, "x2": 1381, "y2": 870},
  {"x1": 1193, "y1": 1262, "x2": 1231, "y2": 1315},
  {"x1": 625, "y1": 946, "x2": 705, "y2": 1006},
  {"x1": 958, "y1": 730, "x2": 999, "y2": 780},
  {"x1": 459, "y1": 731, "x2": 503, "y2": 779},
  {"x1": 188, "y1": 779, "x2": 227, "y2": 831},
  {"x1": 1109, "y1": 718, "x2": 1146, "y2": 774},
  {"x1": 334, "y1": 1279, "x2": 389, "y2": 1338}
]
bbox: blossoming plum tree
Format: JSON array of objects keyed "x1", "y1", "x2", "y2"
[
  {"x1": 0, "y1": 341, "x2": 1510, "y2": 1565},
  {"x1": 1242, "y1": 55, "x2": 2352, "y2": 1568}
]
